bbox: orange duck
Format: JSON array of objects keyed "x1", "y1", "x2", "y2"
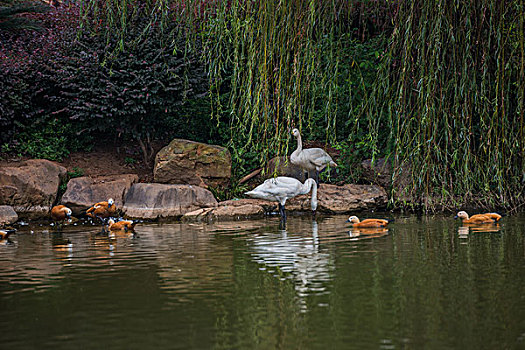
[
  {"x1": 480, "y1": 212, "x2": 503, "y2": 222},
  {"x1": 50, "y1": 205, "x2": 72, "y2": 224},
  {"x1": 0, "y1": 228, "x2": 16, "y2": 240},
  {"x1": 86, "y1": 198, "x2": 117, "y2": 221},
  {"x1": 454, "y1": 211, "x2": 500, "y2": 224},
  {"x1": 347, "y1": 216, "x2": 393, "y2": 228},
  {"x1": 107, "y1": 219, "x2": 138, "y2": 232}
]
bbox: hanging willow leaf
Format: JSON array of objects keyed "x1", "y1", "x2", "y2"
[{"x1": 76, "y1": 0, "x2": 525, "y2": 209}]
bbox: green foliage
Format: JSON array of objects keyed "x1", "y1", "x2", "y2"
[
  {"x1": 1, "y1": 5, "x2": 212, "y2": 164},
  {"x1": 17, "y1": 118, "x2": 71, "y2": 161},
  {"x1": 2, "y1": 1, "x2": 524, "y2": 209},
  {"x1": 366, "y1": 0, "x2": 525, "y2": 209},
  {"x1": 329, "y1": 141, "x2": 360, "y2": 184},
  {"x1": 58, "y1": 166, "x2": 85, "y2": 194},
  {"x1": 208, "y1": 182, "x2": 249, "y2": 203},
  {"x1": 124, "y1": 157, "x2": 137, "y2": 165},
  {"x1": 68, "y1": 166, "x2": 84, "y2": 178},
  {"x1": 1, "y1": 143, "x2": 10, "y2": 153}
]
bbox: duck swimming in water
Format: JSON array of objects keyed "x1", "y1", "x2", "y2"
[
  {"x1": 0, "y1": 228, "x2": 16, "y2": 240},
  {"x1": 347, "y1": 216, "x2": 393, "y2": 228},
  {"x1": 455, "y1": 211, "x2": 500, "y2": 224},
  {"x1": 107, "y1": 218, "x2": 138, "y2": 232}
]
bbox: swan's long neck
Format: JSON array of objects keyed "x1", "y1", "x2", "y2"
[
  {"x1": 300, "y1": 178, "x2": 318, "y2": 211},
  {"x1": 310, "y1": 180, "x2": 318, "y2": 211},
  {"x1": 295, "y1": 132, "x2": 303, "y2": 152}
]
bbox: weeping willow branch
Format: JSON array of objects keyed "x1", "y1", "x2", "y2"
[
  {"x1": 369, "y1": 0, "x2": 525, "y2": 210},
  {"x1": 78, "y1": 0, "x2": 524, "y2": 210}
]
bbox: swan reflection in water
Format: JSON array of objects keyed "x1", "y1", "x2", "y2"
[
  {"x1": 247, "y1": 219, "x2": 333, "y2": 309},
  {"x1": 348, "y1": 227, "x2": 389, "y2": 240},
  {"x1": 458, "y1": 223, "x2": 501, "y2": 238}
]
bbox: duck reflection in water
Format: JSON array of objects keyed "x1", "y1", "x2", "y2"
[
  {"x1": 348, "y1": 227, "x2": 389, "y2": 240},
  {"x1": 51, "y1": 234, "x2": 74, "y2": 263},
  {"x1": 458, "y1": 223, "x2": 501, "y2": 238}
]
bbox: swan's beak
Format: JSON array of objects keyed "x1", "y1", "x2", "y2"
[{"x1": 346, "y1": 218, "x2": 351, "y2": 222}]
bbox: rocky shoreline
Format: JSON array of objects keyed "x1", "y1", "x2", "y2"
[{"x1": 0, "y1": 139, "x2": 389, "y2": 225}]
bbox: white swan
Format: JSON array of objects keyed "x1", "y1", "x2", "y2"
[
  {"x1": 290, "y1": 128, "x2": 337, "y2": 185},
  {"x1": 245, "y1": 177, "x2": 318, "y2": 219}
]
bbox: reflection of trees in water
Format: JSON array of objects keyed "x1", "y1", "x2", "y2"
[
  {"x1": 0, "y1": 232, "x2": 65, "y2": 292},
  {"x1": 150, "y1": 223, "x2": 235, "y2": 301},
  {"x1": 152, "y1": 220, "x2": 304, "y2": 299},
  {"x1": 0, "y1": 226, "x2": 145, "y2": 293}
]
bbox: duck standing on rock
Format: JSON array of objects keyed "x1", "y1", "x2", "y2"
[
  {"x1": 50, "y1": 205, "x2": 73, "y2": 228},
  {"x1": 347, "y1": 216, "x2": 393, "y2": 228},
  {"x1": 86, "y1": 198, "x2": 117, "y2": 223},
  {"x1": 455, "y1": 211, "x2": 501, "y2": 224},
  {"x1": 245, "y1": 176, "x2": 318, "y2": 220},
  {"x1": 290, "y1": 128, "x2": 337, "y2": 186}
]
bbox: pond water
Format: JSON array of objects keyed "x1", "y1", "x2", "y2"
[{"x1": 1, "y1": 214, "x2": 524, "y2": 349}]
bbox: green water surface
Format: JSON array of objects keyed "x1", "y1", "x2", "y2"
[{"x1": 1, "y1": 214, "x2": 524, "y2": 349}]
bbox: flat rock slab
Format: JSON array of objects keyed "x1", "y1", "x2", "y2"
[
  {"x1": 61, "y1": 174, "x2": 138, "y2": 215},
  {"x1": 287, "y1": 183, "x2": 387, "y2": 213},
  {"x1": 182, "y1": 199, "x2": 271, "y2": 222},
  {"x1": 154, "y1": 139, "x2": 231, "y2": 189},
  {"x1": 122, "y1": 183, "x2": 218, "y2": 219},
  {"x1": 0, "y1": 205, "x2": 18, "y2": 225},
  {"x1": 182, "y1": 184, "x2": 387, "y2": 222},
  {"x1": 0, "y1": 159, "x2": 66, "y2": 218}
]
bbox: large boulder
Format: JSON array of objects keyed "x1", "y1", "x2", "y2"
[
  {"x1": 61, "y1": 174, "x2": 138, "y2": 215},
  {"x1": 0, "y1": 159, "x2": 66, "y2": 218},
  {"x1": 287, "y1": 183, "x2": 387, "y2": 213},
  {"x1": 264, "y1": 156, "x2": 306, "y2": 181},
  {"x1": 154, "y1": 139, "x2": 231, "y2": 189},
  {"x1": 122, "y1": 183, "x2": 218, "y2": 219},
  {"x1": 0, "y1": 205, "x2": 18, "y2": 225}
]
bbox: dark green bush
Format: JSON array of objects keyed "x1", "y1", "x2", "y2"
[
  {"x1": 17, "y1": 118, "x2": 71, "y2": 161},
  {"x1": 1, "y1": 5, "x2": 214, "y2": 163}
]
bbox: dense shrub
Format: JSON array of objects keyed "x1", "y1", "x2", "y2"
[
  {"x1": 0, "y1": 4, "x2": 214, "y2": 163},
  {"x1": 0, "y1": 5, "x2": 77, "y2": 152}
]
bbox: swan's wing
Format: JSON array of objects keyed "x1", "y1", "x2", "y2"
[
  {"x1": 302, "y1": 148, "x2": 334, "y2": 167},
  {"x1": 262, "y1": 177, "x2": 301, "y2": 196},
  {"x1": 246, "y1": 177, "x2": 301, "y2": 201}
]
